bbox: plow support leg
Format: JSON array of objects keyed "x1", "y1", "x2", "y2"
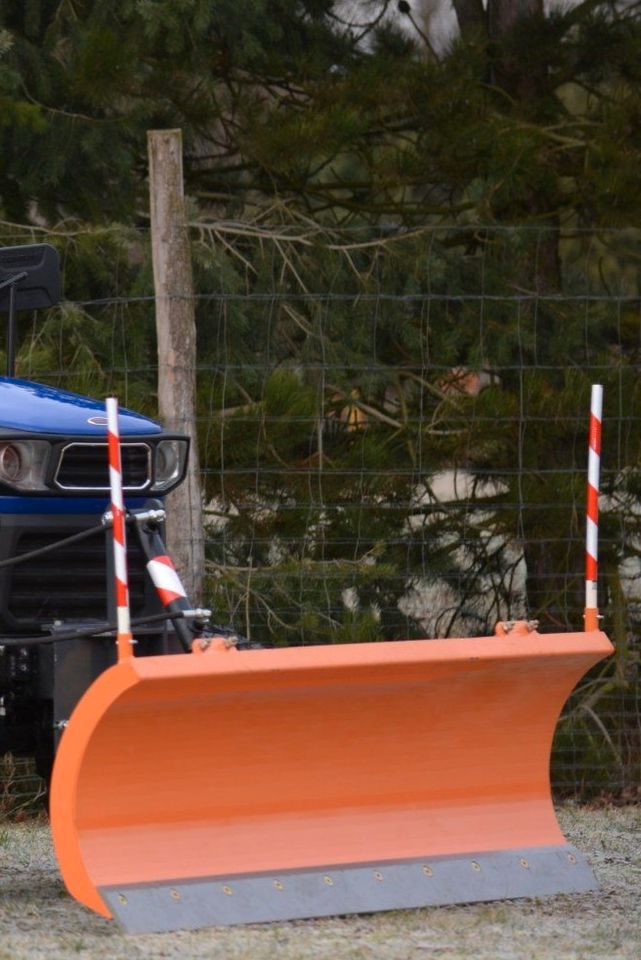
[{"x1": 50, "y1": 629, "x2": 612, "y2": 932}]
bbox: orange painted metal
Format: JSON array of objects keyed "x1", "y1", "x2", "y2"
[
  {"x1": 49, "y1": 626, "x2": 612, "y2": 921},
  {"x1": 584, "y1": 608, "x2": 600, "y2": 632}
]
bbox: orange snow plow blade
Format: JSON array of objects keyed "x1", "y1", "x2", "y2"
[{"x1": 50, "y1": 624, "x2": 612, "y2": 933}]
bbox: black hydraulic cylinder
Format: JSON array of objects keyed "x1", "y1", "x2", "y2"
[{"x1": 131, "y1": 520, "x2": 203, "y2": 651}]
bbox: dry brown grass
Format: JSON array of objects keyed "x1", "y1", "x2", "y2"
[{"x1": 0, "y1": 755, "x2": 46, "y2": 820}]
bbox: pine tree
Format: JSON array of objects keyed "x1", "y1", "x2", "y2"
[{"x1": 3, "y1": 1, "x2": 641, "y2": 645}]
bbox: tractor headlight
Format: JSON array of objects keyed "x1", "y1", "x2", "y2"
[
  {"x1": 153, "y1": 439, "x2": 188, "y2": 492},
  {"x1": 0, "y1": 440, "x2": 50, "y2": 491}
]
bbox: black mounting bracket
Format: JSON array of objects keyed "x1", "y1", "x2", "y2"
[{"x1": 0, "y1": 244, "x2": 61, "y2": 377}]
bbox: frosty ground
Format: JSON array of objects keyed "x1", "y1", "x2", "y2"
[{"x1": 0, "y1": 805, "x2": 639, "y2": 960}]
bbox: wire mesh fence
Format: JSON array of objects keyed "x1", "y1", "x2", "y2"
[{"x1": 1, "y1": 221, "x2": 641, "y2": 802}]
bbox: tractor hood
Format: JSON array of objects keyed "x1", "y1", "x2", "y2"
[{"x1": 0, "y1": 378, "x2": 162, "y2": 437}]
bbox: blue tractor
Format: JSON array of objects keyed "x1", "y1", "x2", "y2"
[{"x1": 0, "y1": 243, "x2": 210, "y2": 781}]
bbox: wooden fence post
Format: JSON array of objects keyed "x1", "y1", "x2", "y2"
[{"x1": 147, "y1": 128, "x2": 204, "y2": 603}]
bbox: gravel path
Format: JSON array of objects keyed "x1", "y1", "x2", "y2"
[{"x1": 0, "y1": 805, "x2": 639, "y2": 960}]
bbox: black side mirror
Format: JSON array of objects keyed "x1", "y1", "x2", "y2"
[{"x1": 0, "y1": 244, "x2": 61, "y2": 377}]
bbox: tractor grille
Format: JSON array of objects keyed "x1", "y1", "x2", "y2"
[
  {"x1": 55, "y1": 442, "x2": 151, "y2": 491},
  {"x1": 8, "y1": 528, "x2": 148, "y2": 623}
]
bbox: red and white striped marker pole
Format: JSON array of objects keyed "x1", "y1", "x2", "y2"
[
  {"x1": 585, "y1": 384, "x2": 603, "y2": 632},
  {"x1": 106, "y1": 396, "x2": 134, "y2": 660}
]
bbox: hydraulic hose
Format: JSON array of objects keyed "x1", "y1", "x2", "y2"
[
  {"x1": 0, "y1": 523, "x2": 106, "y2": 569},
  {"x1": 0, "y1": 609, "x2": 212, "y2": 647}
]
